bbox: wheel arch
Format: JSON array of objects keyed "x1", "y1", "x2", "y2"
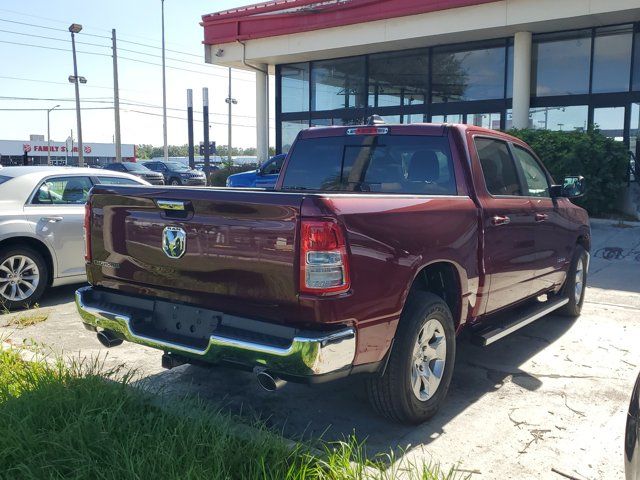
[
  {"x1": 0, "y1": 236, "x2": 55, "y2": 286},
  {"x1": 403, "y1": 260, "x2": 466, "y2": 331}
]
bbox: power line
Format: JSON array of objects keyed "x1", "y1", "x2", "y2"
[
  {"x1": 0, "y1": 74, "x2": 140, "y2": 92},
  {"x1": 0, "y1": 107, "x2": 113, "y2": 111}
]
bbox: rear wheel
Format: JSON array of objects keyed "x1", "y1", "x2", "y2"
[
  {"x1": 558, "y1": 245, "x2": 588, "y2": 317},
  {"x1": 366, "y1": 291, "x2": 456, "y2": 424},
  {"x1": 0, "y1": 247, "x2": 48, "y2": 310}
]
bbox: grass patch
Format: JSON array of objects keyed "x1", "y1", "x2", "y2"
[
  {"x1": 0, "y1": 349, "x2": 467, "y2": 480},
  {"x1": 1, "y1": 310, "x2": 49, "y2": 329}
]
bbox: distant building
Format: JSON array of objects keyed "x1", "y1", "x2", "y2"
[{"x1": 0, "y1": 139, "x2": 136, "y2": 167}]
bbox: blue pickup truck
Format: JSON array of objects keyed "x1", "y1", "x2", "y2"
[{"x1": 225, "y1": 154, "x2": 285, "y2": 188}]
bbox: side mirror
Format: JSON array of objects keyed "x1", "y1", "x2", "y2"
[{"x1": 551, "y1": 175, "x2": 586, "y2": 199}]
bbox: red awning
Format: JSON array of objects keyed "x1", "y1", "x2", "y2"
[{"x1": 202, "y1": 0, "x2": 499, "y2": 45}]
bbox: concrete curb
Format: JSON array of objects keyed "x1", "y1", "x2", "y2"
[{"x1": 590, "y1": 217, "x2": 640, "y2": 227}]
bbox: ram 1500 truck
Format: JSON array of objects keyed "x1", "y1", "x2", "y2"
[{"x1": 76, "y1": 122, "x2": 590, "y2": 424}]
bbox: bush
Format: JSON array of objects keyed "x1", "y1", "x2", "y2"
[
  {"x1": 508, "y1": 127, "x2": 629, "y2": 216},
  {"x1": 209, "y1": 164, "x2": 258, "y2": 187}
]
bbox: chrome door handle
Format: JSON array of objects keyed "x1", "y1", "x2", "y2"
[
  {"x1": 41, "y1": 216, "x2": 63, "y2": 223},
  {"x1": 491, "y1": 215, "x2": 511, "y2": 226},
  {"x1": 535, "y1": 213, "x2": 548, "y2": 222}
]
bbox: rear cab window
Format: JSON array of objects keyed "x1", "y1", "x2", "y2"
[
  {"x1": 31, "y1": 176, "x2": 93, "y2": 205},
  {"x1": 0, "y1": 175, "x2": 11, "y2": 185},
  {"x1": 281, "y1": 134, "x2": 457, "y2": 195},
  {"x1": 97, "y1": 176, "x2": 141, "y2": 186}
]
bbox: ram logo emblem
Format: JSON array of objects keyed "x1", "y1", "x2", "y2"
[{"x1": 162, "y1": 226, "x2": 186, "y2": 259}]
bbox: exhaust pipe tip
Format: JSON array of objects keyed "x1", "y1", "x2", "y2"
[
  {"x1": 97, "y1": 330, "x2": 124, "y2": 348},
  {"x1": 256, "y1": 370, "x2": 286, "y2": 392}
]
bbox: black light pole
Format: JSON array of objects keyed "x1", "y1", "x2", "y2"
[
  {"x1": 187, "y1": 89, "x2": 194, "y2": 169},
  {"x1": 202, "y1": 87, "x2": 210, "y2": 183}
]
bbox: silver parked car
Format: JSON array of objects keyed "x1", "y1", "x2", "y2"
[{"x1": 0, "y1": 166, "x2": 149, "y2": 309}]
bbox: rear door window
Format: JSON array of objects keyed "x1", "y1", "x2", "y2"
[
  {"x1": 0, "y1": 175, "x2": 10, "y2": 185},
  {"x1": 281, "y1": 135, "x2": 456, "y2": 194},
  {"x1": 475, "y1": 137, "x2": 522, "y2": 196},
  {"x1": 97, "y1": 176, "x2": 141, "y2": 186}
]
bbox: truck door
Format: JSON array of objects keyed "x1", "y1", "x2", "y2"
[
  {"x1": 510, "y1": 144, "x2": 570, "y2": 294},
  {"x1": 472, "y1": 136, "x2": 538, "y2": 314}
]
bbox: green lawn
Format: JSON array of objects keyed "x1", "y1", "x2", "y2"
[{"x1": 0, "y1": 348, "x2": 463, "y2": 479}]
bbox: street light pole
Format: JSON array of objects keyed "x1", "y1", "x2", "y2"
[
  {"x1": 161, "y1": 0, "x2": 168, "y2": 161},
  {"x1": 225, "y1": 67, "x2": 237, "y2": 166},
  {"x1": 46, "y1": 105, "x2": 60, "y2": 165},
  {"x1": 69, "y1": 23, "x2": 84, "y2": 167}
]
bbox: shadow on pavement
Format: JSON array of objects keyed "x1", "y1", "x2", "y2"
[
  {"x1": 137, "y1": 313, "x2": 576, "y2": 459},
  {"x1": 37, "y1": 284, "x2": 86, "y2": 308}
]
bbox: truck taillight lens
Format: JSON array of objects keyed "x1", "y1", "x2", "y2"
[
  {"x1": 84, "y1": 202, "x2": 92, "y2": 262},
  {"x1": 300, "y1": 220, "x2": 350, "y2": 295}
]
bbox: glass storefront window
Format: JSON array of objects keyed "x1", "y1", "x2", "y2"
[
  {"x1": 432, "y1": 45, "x2": 506, "y2": 102},
  {"x1": 466, "y1": 113, "x2": 501, "y2": 130},
  {"x1": 632, "y1": 28, "x2": 640, "y2": 91},
  {"x1": 528, "y1": 106, "x2": 588, "y2": 131},
  {"x1": 312, "y1": 57, "x2": 366, "y2": 111},
  {"x1": 431, "y1": 114, "x2": 463, "y2": 123},
  {"x1": 310, "y1": 117, "x2": 364, "y2": 127},
  {"x1": 506, "y1": 43, "x2": 513, "y2": 98},
  {"x1": 368, "y1": 50, "x2": 429, "y2": 108},
  {"x1": 592, "y1": 25, "x2": 633, "y2": 94},
  {"x1": 593, "y1": 107, "x2": 625, "y2": 141},
  {"x1": 281, "y1": 63, "x2": 309, "y2": 113},
  {"x1": 533, "y1": 31, "x2": 591, "y2": 96},
  {"x1": 281, "y1": 120, "x2": 308, "y2": 153}
]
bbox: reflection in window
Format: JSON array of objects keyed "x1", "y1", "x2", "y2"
[
  {"x1": 368, "y1": 50, "x2": 429, "y2": 108},
  {"x1": 528, "y1": 106, "x2": 588, "y2": 131},
  {"x1": 310, "y1": 117, "x2": 364, "y2": 127},
  {"x1": 506, "y1": 42, "x2": 513, "y2": 98},
  {"x1": 281, "y1": 63, "x2": 309, "y2": 113},
  {"x1": 593, "y1": 107, "x2": 625, "y2": 141},
  {"x1": 312, "y1": 57, "x2": 366, "y2": 111},
  {"x1": 432, "y1": 45, "x2": 505, "y2": 102},
  {"x1": 512, "y1": 146, "x2": 550, "y2": 197},
  {"x1": 431, "y1": 114, "x2": 463, "y2": 123},
  {"x1": 281, "y1": 120, "x2": 308, "y2": 153},
  {"x1": 533, "y1": 31, "x2": 591, "y2": 96},
  {"x1": 466, "y1": 113, "x2": 501, "y2": 130},
  {"x1": 592, "y1": 25, "x2": 633, "y2": 94}
]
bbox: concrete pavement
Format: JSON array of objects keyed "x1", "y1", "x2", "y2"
[{"x1": 1, "y1": 219, "x2": 638, "y2": 479}]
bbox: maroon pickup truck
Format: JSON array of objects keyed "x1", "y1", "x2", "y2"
[{"x1": 76, "y1": 122, "x2": 590, "y2": 424}]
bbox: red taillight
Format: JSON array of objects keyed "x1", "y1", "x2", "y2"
[
  {"x1": 84, "y1": 202, "x2": 92, "y2": 262},
  {"x1": 299, "y1": 219, "x2": 350, "y2": 295}
]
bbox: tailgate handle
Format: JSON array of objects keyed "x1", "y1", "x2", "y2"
[{"x1": 157, "y1": 200, "x2": 186, "y2": 211}]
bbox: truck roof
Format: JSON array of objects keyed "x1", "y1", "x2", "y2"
[{"x1": 298, "y1": 123, "x2": 523, "y2": 144}]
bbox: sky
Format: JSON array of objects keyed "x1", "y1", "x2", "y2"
[{"x1": 0, "y1": 0, "x2": 274, "y2": 148}]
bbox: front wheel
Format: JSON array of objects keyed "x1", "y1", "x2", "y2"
[
  {"x1": 366, "y1": 291, "x2": 456, "y2": 424},
  {"x1": 170, "y1": 178, "x2": 181, "y2": 186},
  {"x1": 0, "y1": 247, "x2": 48, "y2": 310},
  {"x1": 558, "y1": 245, "x2": 588, "y2": 317}
]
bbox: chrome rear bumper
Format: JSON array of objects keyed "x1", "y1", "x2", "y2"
[{"x1": 75, "y1": 286, "x2": 356, "y2": 377}]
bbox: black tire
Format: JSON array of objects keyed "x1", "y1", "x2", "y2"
[
  {"x1": 170, "y1": 178, "x2": 181, "y2": 186},
  {"x1": 558, "y1": 245, "x2": 588, "y2": 317},
  {"x1": 366, "y1": 291, "x2": 456, "y2": 424},
  {"x1": 0, "y1": 247, "x2": 48, "y2": 310}
]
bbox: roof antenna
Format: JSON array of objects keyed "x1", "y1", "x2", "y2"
[{"x1": 366, "y1": 114, "x2": 385, "y2": 125}]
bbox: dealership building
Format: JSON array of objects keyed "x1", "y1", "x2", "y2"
[
  {"x1": 0, "y1": 138, "x2": 136, "y2": 167},
  {"x1": 202, "y1": 0, "x2": 640, "y2": 215}
]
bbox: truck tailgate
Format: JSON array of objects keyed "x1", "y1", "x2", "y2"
[{"x1": 88, "y1": 186, "x2": 303, "y2": 320}]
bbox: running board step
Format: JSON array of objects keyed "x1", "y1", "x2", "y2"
[{"x1": 471, "y1": 297, "x2": 569, "y2": 347}]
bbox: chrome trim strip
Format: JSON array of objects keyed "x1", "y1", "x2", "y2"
[
  {"x1": 481, "y1": 297, "x2": 569, "y2": 346},
  {"x1": 75, "y1": 286, "x2": 356, "y2": 376}
]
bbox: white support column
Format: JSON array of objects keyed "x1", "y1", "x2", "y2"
[
  {"x1": 255, "y1": 63, "x2": 269, "y2": 164},
  {"x1": 512, "y1": 32, "x2": 532, "y2": 129}
]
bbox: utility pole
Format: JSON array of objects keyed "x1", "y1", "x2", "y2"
[
  {"x1": 112, "y1": 28, "x2": 122, "y2": 162},
  {"x1": 187, "y1": 89, "x2": 194, "y2": 169},
  {"x1": 203, "y1": 87, "x2": 210, "y2": 180},
  {"x1": 225, "y1": 67, "x2": 237, "y2": 166},
  {"x1": 161, "y1": 0, "x2": 168, "y2": 161},
  {"x1": 46, "y1": 105, "x2": 60, "y2": 165},
  {"x1": 69, "y1": 23, "x2": 85, "y2": 167}
]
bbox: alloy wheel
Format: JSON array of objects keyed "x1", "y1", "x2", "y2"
[
  {"x1": 0, "y1": 255, "x2": 40, "y2": 302},
  {"x1": 411, "y1": 317, "x2": 447, "y2": 401}
]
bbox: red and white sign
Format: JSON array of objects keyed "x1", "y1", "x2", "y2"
[{"x1": 1, "y1": 139, "x2": 134, "y2": 158}]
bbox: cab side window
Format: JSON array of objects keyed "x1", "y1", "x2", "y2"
[
  {"x1": 512, "y1": 146, "x2": 550, "y2": 197},
  {"x1": 475, "y1": 137, "x2": 522, "y2": 196}
]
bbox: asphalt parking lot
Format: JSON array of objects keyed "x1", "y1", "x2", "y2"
[{"x1": 1, "y1": 219, "x2": 639, "y2": 479}]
